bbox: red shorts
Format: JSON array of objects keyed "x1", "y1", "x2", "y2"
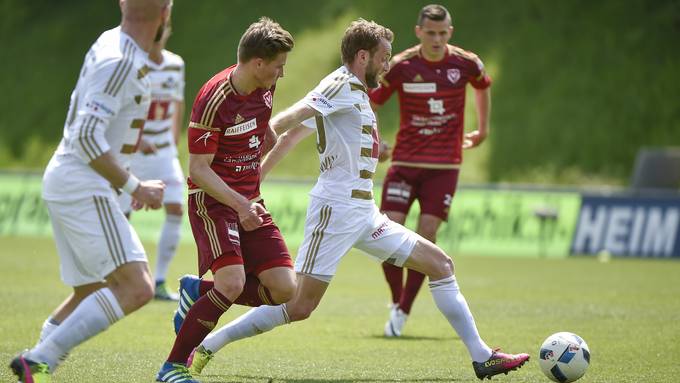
[
  {"x1": 188, "y1": 191, "x2": 293, "y2": 277},
  {"x1": 380, "y1": 165, "x2": 460, "y2": 221}
]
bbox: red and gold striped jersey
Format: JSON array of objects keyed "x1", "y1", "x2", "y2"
[
  {"x1": 187, "y1": 65, "x2": 274, "y2": 201},
  {"x1": 369, "y1": 44, "x2": 491, "y2": 167}
]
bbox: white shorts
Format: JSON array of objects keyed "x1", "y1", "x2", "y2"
[
  {"x1": 295, "y1": 196, "x2": 419, "y2": 279},
  {"x1": 46, "y1": 195, "x2": 147, "y2": 286},
  {"x1": 118, "y1": 155, "x2": 185, "y2": 212}
]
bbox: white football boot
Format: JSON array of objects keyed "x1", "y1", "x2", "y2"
[{"x1": 383, "y1": 304, "x2": 408, "y2": 337}]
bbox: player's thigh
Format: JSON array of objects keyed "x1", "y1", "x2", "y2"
[
  {"x1": 295, "y1": 198, "x2": 361, "y2": 277},
  {"x1": 416, "y1": 168, "x2": 460, "y2": 221},
  {"x1": 380, "y1": 166, "x2": 417, "y2": 216},
  {"x1": 354, "y1": 206, "x2": 419, "y2": 268},
  {"x1": 257, "y1": 266, "x2": 297, "y2": 303},
  {"x1": 416, "y1": 213, "x2": 444, "y2": 241},
  {"x1": 45, "y1": 197, "x2": 147, "y2": 287},
  {"x1": 187, "y1": 191, "x2": 244, "y2": 277}
]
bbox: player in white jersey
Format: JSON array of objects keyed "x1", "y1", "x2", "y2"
[
  {"x1": 118, "y1": 24, "x2": 185, "y2": 301},
  {"x1": 184, "y1": 19, "x2": 530, "y2": 381},
  {"x1": 10, "y1": 1, "x2": 171, "y2": 382}
]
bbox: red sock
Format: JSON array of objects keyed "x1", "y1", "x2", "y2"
[
  {"x1": 199, "y1": 280, "x2": 213, "y2": 296},
  {"x1": 234, "y1": 275, "x2": 275, "y2": 306},
  {"x1": 167, "y1": 288, "x2": 231, "y2": 363},
  {"x1": 382, "y1": 262, "x2": 403, "y2": 305},
  {"x1": 398, "y1": 269, "x2": 426, "y2": 314}
]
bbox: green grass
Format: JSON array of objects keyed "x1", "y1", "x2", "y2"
[{"x1": 1, "y1": 235, "x2": 679, "y2": 382}]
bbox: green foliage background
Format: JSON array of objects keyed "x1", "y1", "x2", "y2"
[{"x1": 1, "y1": 0, "x2": 679, "y2": 184}]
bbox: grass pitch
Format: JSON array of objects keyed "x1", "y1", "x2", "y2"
[{"x1": 1, "y1": 235, "x2": 679, "y2": 382}]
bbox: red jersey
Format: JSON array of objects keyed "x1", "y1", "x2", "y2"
[
  {"x1": 369, "y1": 44, "x2": 491, "y2": 167},
  {"x1": 187, "y1": 65, "x2": 274, "y2": 201}
]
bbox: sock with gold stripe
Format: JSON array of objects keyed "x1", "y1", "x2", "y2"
[
  {"x1": 234, "y1": 275, "x2": 275, "y2": 307},
  {"x1": 167, "y1": 288, "x2": 232, "y2": 364},
  {"x1": 29, "y1": 288, "x2": 124, "y2": 371}
]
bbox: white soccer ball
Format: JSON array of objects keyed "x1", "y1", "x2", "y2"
[{"x1": 538, "y1": 332, "x2": 590, "y2": 382}]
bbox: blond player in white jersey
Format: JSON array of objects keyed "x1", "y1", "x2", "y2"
[
  {"x1": 10, "y1": 1, "x2": 171, "y2": 382},
  {"x1": 118, "y1": 25, "x2": 185, "y2": 301},
  {"x1": 183, "y1": 19, "x2": 529, "y2": 381}
]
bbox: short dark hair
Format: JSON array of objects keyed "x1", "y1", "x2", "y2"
[
  {"x1": 238, "y1": 17, "x2": 294, "y2": 63},
  {"x1": 341, "y1": 19, "x2": 394, "y2": 64},
  {"x1": 417, "y1": 4, "x2": 451, "y2": 26}
]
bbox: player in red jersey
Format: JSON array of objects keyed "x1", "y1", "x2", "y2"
[
  {"x1": 155, "y1": 18, "x2": 295, "y2": 382},
  {"x1": 369, "y1": 4, "x2": 492, "y2": 337}
]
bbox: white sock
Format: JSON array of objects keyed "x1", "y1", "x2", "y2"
[
  {"x1": 29, "y1": 288, "x2": 124, "y2": 371},
  {"x1": 429, "y1": 276, "x2": 493, "y2": 362},
  {"x1": 201, "y1": 304, "x2": 289, "y2": 353},
  {"x1": 38, "y1": 316, "x2": 60, "y2": 345},
  {"x1": 155, "y1": 213, "x2": 182, "y2": 283}
]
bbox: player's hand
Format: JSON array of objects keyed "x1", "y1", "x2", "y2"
[
  {"x1": 131, "y1": 180, "x2": 165, "y2": 210},
  {"x1": 139, "y1": 139, "x2": 158, "y2": 155},
  {"x1": 463, "y1": 130, "x2": 487, "y2": 149},
  {"x1": 378, "y1": 140, "x2": 392, "y2": 163},
  {"x1": 237, "y1": 202, "x2": 266, "y2": 231}
]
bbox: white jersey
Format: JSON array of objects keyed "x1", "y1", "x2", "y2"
[
  {"x1": 302, "y1": 66, "x2": 380, "y2": 207},
  {"x1": 42, "y1": 27, "x2": 151, "y2": 201},
  {"x1": 139, "y1": 49, "x2": 184, "y2": 158}
]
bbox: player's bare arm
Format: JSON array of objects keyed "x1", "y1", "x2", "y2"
[
  {"x1": 188, "y1": 152, "x2": 265, "y2": 230},
  {"x1": 261, "y1": 125, "x2": 314, "y2": 178},
  {"x1": 463, "y1": 86, "x2": 491, "y2": 149},
  {"x1": 262, "y1": 124, "x2": 278, "y2": 156},
  {"x1": 260, "y1": 102, "x2": 318, "y2": 177},
  {"x1": 89, "y1": 151, "x2": 164, "y2": 209}
]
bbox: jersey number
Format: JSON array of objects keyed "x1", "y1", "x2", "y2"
[{"x1": 147, "y1": 100, "x2": 171, "y2": 120}]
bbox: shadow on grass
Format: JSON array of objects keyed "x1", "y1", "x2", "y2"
[
  {"x1": 366, "y1": 334, "x2": 458, "y2": 342},
  {"x1": 199, "y1": 375, "x2": 459, "y2": 382}
]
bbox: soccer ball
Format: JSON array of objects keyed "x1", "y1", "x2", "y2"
[{"x1": 538, "y1": 332, "x2": 590, "y2": 382}]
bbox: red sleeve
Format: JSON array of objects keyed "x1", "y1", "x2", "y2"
[
  {"x1": 187, "y1": 82, "x2": 222, "y2": 154},
  {"x1": 368, "y1": 64, "x2": 400, "y2": 105},
  {"x1": 469, "y1": 57, "x2": 492, "y2": 89}
]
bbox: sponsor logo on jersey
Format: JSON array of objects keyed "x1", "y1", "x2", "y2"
[
  {"x1": 248, "y1": 135, "x2": 261, "y2": 149},
  {"x1": 161, "y1": 76, "x2": 178, "y2": 89},
  {"x1": 234, "y1": 114, "x2": 244, "y2": 124},
  {"x1": 311, "y1": 96, "x2": 334, "y2": 110},
  {"x1": 428, "y1": 98, "x2": 445, "y2": 115},
  {"x1": 447, "y1": 68, "x2": 461, "y2": 84},
  {"x1": 403, "y1": 82, "x2": 436, "y2": 93},
  {"x1": 85, "y1": 99, "x2": 116, "y2": 116},
  {"x1": 412, "y1": 74, "x2": 424, "y2": 82},
  {"x1": 263, "y1": 90, "x2": 273, "y2": 109},
  {"x1": 195, "y1": 131, "x2": 213, "y2": 146},
  {"x1": 224, "y1": 118, "x2": 257, "y2": 136}
]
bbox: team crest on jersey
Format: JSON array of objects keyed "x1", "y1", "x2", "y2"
[
  {"x1": 263, "y1": 91, "x2": 273, "y2": 109},
  {"x1": 447, "y1": 68, "x2": 461, "y2": 84}
]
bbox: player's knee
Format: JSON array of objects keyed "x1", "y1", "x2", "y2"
[
  {"x1": 426, "y1": 247, "x2": 454, "y2": 280},
  {"x1": 213, "y1": 277, "x2": 245, "y2": 301}
]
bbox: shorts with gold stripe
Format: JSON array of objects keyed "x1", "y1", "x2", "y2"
[
  {"x1": 188, "y1": 191, "x2": 293, "y2": 277},
  {"x1": 45, "y1": 195, "x2": 147, "y2": 287},
  {"x1": 295, "y1": 196, "x2": 417, "y2": 280}
]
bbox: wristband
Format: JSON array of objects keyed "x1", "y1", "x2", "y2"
[{"x1": 121, "y1": 174, "x2": 140, "y2": 195}]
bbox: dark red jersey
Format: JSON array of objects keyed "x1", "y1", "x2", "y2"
[
  {"x1": 187, "y1": 65, "x2": 275, "y2": 200},
  {"x1": 369, "y1": 44, "x2": 491, "y2": 167}
]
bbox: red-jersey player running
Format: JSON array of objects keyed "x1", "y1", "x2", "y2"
[
  {"x1": 155, "y1": 18, "x2": 296, "y2": 383},
  {"x1": 369, "y1": 4, "x2": 492, "y2": 337}
]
